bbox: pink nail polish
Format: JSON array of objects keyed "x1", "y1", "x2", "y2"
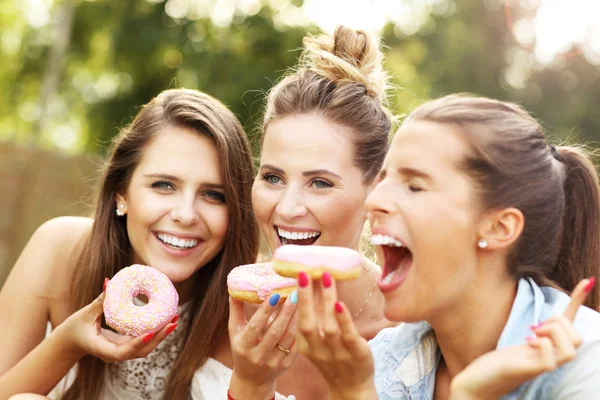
[
  {"x1": 334, "y1": 302, "x2": 344, "y2": 314},
  {"x1": 322, "y1": 272, "x2": 332, "y2": 288},
  {"x1": 530, "y1": 322, "x2": 544, "y2": 330},
  {"x1": 585, "y1": 277, "x2": 597, "y2": 293},
  {"x1": 298, "y1": 272, "x2": 309, "y2": 288},
  {"x1": 525, "y1": 335, "x2": 536, "y2": 342}
]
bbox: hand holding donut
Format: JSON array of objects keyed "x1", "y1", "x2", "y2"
[
  {"x1": 296, "y1": 271, "x2": 377, "y2": 399},
  {"x1": 228, "y1": 288, "x2": 299, "y2": 399},
  {"x1": 450, "y1": 277, "x2": 596, "y2": 400}
]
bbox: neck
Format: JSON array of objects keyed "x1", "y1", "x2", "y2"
[
  {"x1": 174, "y1": 276, "x2": 195, "y2": 304},
  {"x1": 429, "y1": 266, "x2": 518, "y2": 380}
]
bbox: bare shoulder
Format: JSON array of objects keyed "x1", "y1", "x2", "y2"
[{"x1": 8, "y1": 216, "x2": 93, "y2": 295}]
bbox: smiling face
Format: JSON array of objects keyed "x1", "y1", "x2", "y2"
[
  {"x1": 252, "y1": 114, "x2": 370, "y2": 253},
  {"x1": 366, "y1": 120, "x2": 485, "y2": 322},
  {"x1": 117, "y1": 125, "x2": 229, "y2": 286}
]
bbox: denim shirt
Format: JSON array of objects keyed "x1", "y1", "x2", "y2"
[{"x1": 369, "y1": 278, "x2": 600, "y2": 400}]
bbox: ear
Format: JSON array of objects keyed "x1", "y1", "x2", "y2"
[
  {"x1": 478, "y1": 207, "x2": 524, "y2": 250},
  {"x1": 115, "y1": 193, "x2": 129, "y2": 214}
]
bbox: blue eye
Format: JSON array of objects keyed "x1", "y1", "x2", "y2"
[
  {"x1": 263, "y1": 173, "x2": 282, "y2": 185},
  {"x1": 205, "y1": 190, "x2": 225, "y2": 203},
  {"x1": 311, "y1": 179, "x2": 333, "y2": 189},
  {"x1": 152, "y1": 180, "x2": 174, "y2": 191}
]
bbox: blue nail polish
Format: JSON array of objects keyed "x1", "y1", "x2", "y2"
[
  {"x1": 290, "y1": 290, "x2": 298, "y2": 305},
  {"x1": 269, "y1": 294, "x2": 281, "y2": 306}
]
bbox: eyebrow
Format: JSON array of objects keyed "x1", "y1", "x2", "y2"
[
  {"x1": 143, "y1": 173, "x2": 224, "y2": 189},
  {"x1": 260, "y1": 165, "x2": 342, "y2": 180},
  {"x1": 398, "y1": 167, "x2": 432, "y2": 180}
]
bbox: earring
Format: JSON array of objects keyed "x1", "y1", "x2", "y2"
[
  {"x1": 116, "y1": 204, "x2": 125, "y2": 217},
  {"x1": 478, "y1": 239, "x2": 488, "y2": 249}
]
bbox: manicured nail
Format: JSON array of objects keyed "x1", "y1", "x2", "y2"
[
  {"x1": 529, "y1": 322, "x2": 544, "y2": 330},
  {"x1": 103, "y1": 278, "x2": 109, "y2": 292},
  {"x1": 166, "y1": 324, "x2": 177, "y2": 335},
  {"x1": 585, "y1": 277, "x2": 597, "y2": 293},
  {"x1": 322, "y1": 272, "x2": 332, "y2": 288},
  {"x1": 298, "y1": 271, "x2": 309, "y2": 288},
  {"x1": 171, "y1": 315, "x2": 180, "y2": 323},
  {"x1": 269, "y1": 294, "x2": 281, "y2": 306},
  {"x1": 334, "y1": 301, "x2": 344, "y2": 314},
  {"x1": 290, "y1": 290, "x2": 298, "y2": 305},
  {"x1": 525, "y1": 335, "x2": 536, "y2": 342},
  {"x1": 142, "y1": 333, "x2": 154, "y2": 343}
]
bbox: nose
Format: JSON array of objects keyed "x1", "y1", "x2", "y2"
[
  {"x1": 275, "y1": 186, "x2": 308, "y2": 220},
  {"x1": 365, "y1": 178, "x2": 394, "y2": 218},
  {"x1": 170, "y1": 195, "x2": 200, "y2": 226}
]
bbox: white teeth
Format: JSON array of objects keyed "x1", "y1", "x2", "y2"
[
  {"x1": 382, "y1": 270, "x2": 396, "y2": 284},
  {"x1": 371, "y1": 234, "x2": 403, "y2": 247},
  {"x1": 157, "y1": 233, "x2": 198, "y2": 249},
  {"x1": 277, "y1": 227, "x2": 321, "y2": 240}
]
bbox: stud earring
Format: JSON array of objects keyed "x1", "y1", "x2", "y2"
[
  {"x1": 478, "y1": 239, "x2": 488, "y2": 249},
  {"x1": 116, "y1": 204, "x2": 125, "y2": 217}
]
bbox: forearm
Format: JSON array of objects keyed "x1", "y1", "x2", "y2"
[
  {"x1": 0, "y1": 331, "x2": 83, "y2": 398},
  {"x1": 330, "y1": 383, "x2": 378, "y2": 400},
  {"x1": 229, "y1": 370, "x2": 276, "y2": 400}
]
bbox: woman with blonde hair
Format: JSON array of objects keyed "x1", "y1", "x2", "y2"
[{"x1": 0, "y1": 88, "x2": 259, "y2": 399}]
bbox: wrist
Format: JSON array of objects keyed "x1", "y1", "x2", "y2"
[
  {"x1": 449, "y1": 377, "x2": 478, "y2": 400},
  {"x1": 229, "y1": 370, "x2": 276, "y2": 400},
  {"x1": 50, "y1": 324, "x2": 86, "y2": 361}
]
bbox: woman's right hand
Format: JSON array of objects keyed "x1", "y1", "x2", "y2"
[
  {"x1": 53, "y1": 280, "x2": 178, "y2": 363},
  {"x1": 228, "y1": 292, "x2": 298, "y2": 399}
]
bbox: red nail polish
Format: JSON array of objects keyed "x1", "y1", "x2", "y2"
[
  {"x1": 166, "y1": 324, "x2": 178, "y2": 335},
  {"x1": 298, "y1": 272, "x2": 309, "y2": 288},
  {"x1": 103, "y1": 278, "x2": 109, "y2": 292},
  {"x1": 171, "y1": 315, "x2": 180, "y2": 323},
  {"x1": 334, "y1": 301, "x2": 344, "y2": 314},
  {"x1": 142, "y1": 333, "x2": 154, "y2": 343},
  {"x1": 585, "y1": 277, "x2": 597, "y2": 293},
  {"x1": 322, "y1": 272, "x2": 332, "y2": 288}
]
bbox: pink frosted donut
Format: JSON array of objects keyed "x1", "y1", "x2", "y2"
[
  {"x1": 227, "y1": 262, "x2": 296, "y2": 304},
  {"x1": 104, "y1": 264, "x2": 179, "y2": 336},
  {"x1": 273, "y1": 244, "x2": 362, "y2": 280}
]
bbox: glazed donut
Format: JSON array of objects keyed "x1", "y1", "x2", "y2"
[
  {"x1": 227, "y1": 263, "x2": 296, "y2": 304},
  {"x1": 104, "y1": 264, "x2": 179, "y2": 336},
  {"x1": 273, "y1": 244, "x2": 362, "y2": 280}
]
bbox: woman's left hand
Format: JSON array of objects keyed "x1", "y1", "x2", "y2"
[
  {"x1": 296, "y1": 271, "x2": 377, "y2": 400},
  {"x1": 450, "y1": 277, "x2": 595, "y2": 400}
]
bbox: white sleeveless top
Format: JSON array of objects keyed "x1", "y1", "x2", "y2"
[{"x1": 49, "y1": 301, "x2": 295, "y2": 399}]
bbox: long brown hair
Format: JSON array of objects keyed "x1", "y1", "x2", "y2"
[
  {"x1": 408, "y1": 94, "x2": 600, "y2": 310},
  {"x1": 63, "y1": 89, "x2": 259, "y2": 399},
  {"x1": 262, "y1": 25, "x2": 393, "y2": 184}
]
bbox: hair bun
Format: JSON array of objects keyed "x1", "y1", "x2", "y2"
[{"x1": 301, "y1": 25, "x2": 388, "y2": 103}]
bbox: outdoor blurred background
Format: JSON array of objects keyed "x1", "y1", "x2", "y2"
[{"x1": 1, "y1": 0, "x2": 600, "y2": 286}]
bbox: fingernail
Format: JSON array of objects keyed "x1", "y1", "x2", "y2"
[
  {"x1": 103, "y1": 278, "x2": 109, "y2": 292},
  {"x1": 334, "y1": 301, "x2": 344, "y2": 314},
  {"x1": 585, "y1": 277, "x2": 597, "y2": 293},
  {"x1": 269, "y1": 294, "x2": 281, "y2": 306},
  {"x1": 322, "y1": 272, "x2": 332, "y2": 288},
  {"x1": 525, "y1": 335, "x2": 536, "y2": 342},
  {"x1": 298, "y1": 271, "x2": 309, "y2": 288},
  {"x1": 529, "y1": 322, "x2": 544, "y2": 330},
  {"x1": 290, "y1": 290, "x2": 298, "y2": 305},
  {"x1": 171, "y1": 315, "x2": 180, "y2": 323},
  {"x1": 142, "y1": 333, "x2": 154, "y2": 343},
  {"x1": 166, "y1": 324, "x2": 177, "y2": 335}
]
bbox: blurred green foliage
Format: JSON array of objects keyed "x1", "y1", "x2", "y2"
[{"x1": 1, "y1": 0, "x2": 599, "y2": 155}]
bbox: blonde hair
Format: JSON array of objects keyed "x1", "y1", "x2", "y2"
[{"x1": 262, "y1": 25, "x2": 393, "y2": 183}]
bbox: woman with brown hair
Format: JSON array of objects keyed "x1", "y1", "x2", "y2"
[
  {"x1": 296, "y1": 94, "x2": 600, "y2": 399},
  {"x1": 0, "y1": 88, "x2": 259, "y2": 399}
]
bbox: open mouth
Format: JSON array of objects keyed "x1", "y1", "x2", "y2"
[
  {"x1": 156, "y1": 232, "x2": 200, "y2": 251},
  {"x1": 275, "y1": 226, "x2": 321, "y2": 246},
  {"x1": 371, "y1": 234, "x2": 413, "y2": 291}
]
